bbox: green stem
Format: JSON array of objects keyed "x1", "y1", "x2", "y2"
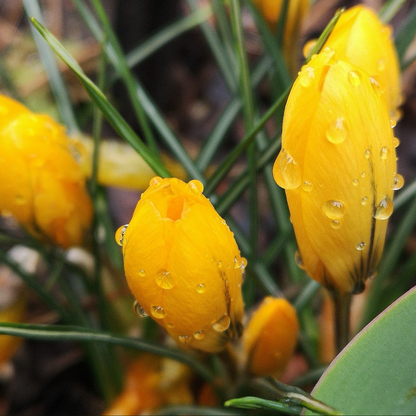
[{"x1": 331, "y1": 291, "x2": 352, "y2": 355}]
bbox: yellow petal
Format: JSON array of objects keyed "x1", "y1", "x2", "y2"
[
  {"x1": 324, "y1": 5, "x2": 401, "y2": 118},
  {"x1": 122, "y1": 177, "x2": 245, "y2": 353},
  {"x1": 0, "y1": 94, "x2": 92, "y2": 248},
  {"x1": 274, "y1": 52, "x2": 396, "y2": 294},
  {"x1": 244, "y1": 297, "x2": 299, "y2": 377}
]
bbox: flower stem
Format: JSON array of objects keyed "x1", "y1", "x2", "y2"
[{"x1": 331, "y1": 291, "x2": 352, "y2": 354}]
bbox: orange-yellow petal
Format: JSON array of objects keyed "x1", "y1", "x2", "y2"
[
  {"x1": 244, "y1": 297, "x2": 299, "y2": 377},
  {"x1": 121, "y1": 177, "x2": 245, "y2": 353},
  {"x1": 274, "y1": 49, "x2": 397, "y2": 294}
]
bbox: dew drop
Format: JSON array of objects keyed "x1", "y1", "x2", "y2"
[
  {"x1": 241, "y1": 257, "x2": 248, "y2": 270},
  {"x1": 212, "y1": 314, "x2": 230, "y2": 332},
  {"x1": 133, "y1": 301, "x2": 148, "y2": 317},
  {"x1": 391, "y1": 108, "x2": 403, "y2": 122},
  {"x1": 393, "y1": 137, "x2": 400, "y2": 148},
  {"x1": 155, "y1": 269, "x2": 175, "y2": 289},
  {"x1": 331, "y1": 220, "x2": 342, "y2": 229},
  {"x1": 302, "y1": 180, "x2": 313, "y2": 192},
  {"x1": 138, "y1": 269, "x2": 146, "y2": 277},
  {"x1": 377, "y1": 59, "x2": 386, "y2": 72},
  {"x1": 369, "y1": 77, "x2": 381, "y2": 96},
  {"x1": 188, "y1": 179, "x2": 204, "y2": 194},
  {"x1": 380, "y1": 146, "x2": 389, "y2": 160},
  {"x1": 302, "y1": 39, "x2": 317, "y2": 58},
  {"x1": 217, "y1": 261, "x2": 223, "y2": 269},
  {"x1": 326, "y1": 118, "x2": 348, "y2": 144},
  {"x1": 361, "y1": 197, "x2": 368, "y2": 206},
  {"x1": 178, "y1": 335, "x2": 192, "y2": 344},
  {"x1": 196, "y1": 283, "x2": 206, "y2": 294},
  {"x1": 392, "y1": 174, "x2": 404, "y2": 191},
  {"x1": 374, "y1": 195, "x2": 394, "y2": 220},
  {"x1": 390, "y1": 119, "x2": 397, "y2": 128},
  {"x1": 151, "y1": 305, "x2": 167, "y2": 319},
  {"x1": 234, "y1": 257, "x2": 240, "y2": 269},
  {"x1": 322, "y1": 200, "x2": 346, "y2": 219},
  {"x1": 273, "y1": 149, "x2": 301, "y2": 189},
  {"x1": 352, "y1": 179, "x2": 359, "y2": 186},
  {"x1": 115, "y1": 224, "x2": 128, "y2": 246},
  {"x1": 166, "y1": 322, "x2": 175, "y2": 328},
  {"x1": 299, "y1": 66, "x2": 315, "y2": 87},
  {"x1": 194, "y1": 330, "x2": 206, "y2": 340},
  {"x1": 150, "y1": 176, "x2": 162, "y2": 187},
  {"x1": 361, "y1": 171, "x2": 366, "y2": 178},
  {"x1": 348, "y1": 70, "x2": 361, "y2": 86},
  {"x1": 364, "y1": 149, "x2": 371, "y2": 159},
  {"x1": 294, "y1": 250, "x2": 305, "y2": 269},
  {"x1": 356, "y1": 242, "x2": 367, "y2": 251}
]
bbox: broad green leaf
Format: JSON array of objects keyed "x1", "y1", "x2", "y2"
[{"x1": 305, "y1": 286, "x2": 416, "y2": 415}]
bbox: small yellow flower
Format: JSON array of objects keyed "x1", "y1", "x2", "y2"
[
  {"x1": 0, "y1": 94, "x2": 92, "y2": 248},
  {"x1": 323, "y1": 5, "x2": 401, "y2": 119},
  {"x1": 119, "y1": 177, "x2": 245, "y2": 353},
  {"x1": 251, "y1": 0, "x2": 309, "y2": 74},
  {"x1": 273, "y1": 48, "x2": 399, "y2": 294},
  {"x1": 244, "y1": 297, "x2": 299, "y2": 377}
]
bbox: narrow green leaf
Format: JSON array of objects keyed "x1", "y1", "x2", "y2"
[
  {"x1": 0, "y1": 322, "x2": 215, "y2": 383},
  {"x1": 394, "y1": 5, "x2": 416, "y2": 66},
  {"x1": 30, "y1": 17, "x2": 170, "y2": 178},
  {"x1": 225, "y1": 396, "x2": 301, "y2": 414},
  {"x1": 22, "y1": 0, "x2": 78, "y2": 133},
  {"x1": 379, "y1": 0, "x2": 408, "y2": 23}
]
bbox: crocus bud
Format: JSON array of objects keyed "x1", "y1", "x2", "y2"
[
  {"x1": 323, "y1": 5, "x2": 401, "y2": 119},
  {"x1": 0, "y1": 94, "x2": 92, "y2": 248},
  {"x1": 119, "y1": 177, "x2": 245, "y2": 353},
  {"x1": 251, "y1": 0, "x2": 309, "y2": 74},
  {"x1": 273, "y1": 48, "x2": 400, "y2": 294},
  {"x1": 244, "y1": 297, "x2": 299, "y2": 377}
]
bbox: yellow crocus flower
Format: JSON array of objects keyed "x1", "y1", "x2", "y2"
[
  {"x1": 273, "y1": 48, "x2": 400, "y2": 294},
  {"x1": 0, "y1": 94, "x2": 92, "y2": 248},
  {"x1": 323, "y1": 5, "x2": 401, "y2": 119},
  {"x1": 119, "y1": 177, "x2": 245, "y2": 353},
  {"x1": 244, "y1": 297, "x2": 299, "y2": 377},
  {"x1": 251, "y1": 0, "x2": 309, "y2": 74}
]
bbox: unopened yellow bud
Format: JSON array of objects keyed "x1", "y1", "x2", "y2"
[
  {"x1": 244, "y1": 297, "x2": 299, "y2": 377},
  {"x1": 0, "y1": 94, "x2": 92, "y2": 248},
  {"x1": 120, "y1": 177, "x2": 245, "y2": 353},
  {"x1": 323, "y1": 5, "x2": 401, "y2": 118},
  {"x1": 251, "y1": 0, "x2": 309, "y2": 74},
  {"x1": 273, "y1": 49, "x2": 398, "y2": 294}
]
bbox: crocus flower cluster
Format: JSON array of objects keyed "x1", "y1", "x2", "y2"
[
  {"x1": 0, "y1": 94, "x2": 92, "y2": 248},
  {"x1": 273, "y1": 6, "x2": 402, "y2": 294}
]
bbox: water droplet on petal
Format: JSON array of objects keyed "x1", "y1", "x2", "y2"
[
  {"x1": 302, "y1": 181, "x2": 313, "y2": 192},
  {"x1": 234, "y1": 257, "x2": 240, "y2": 269},
  {"x1": 299, "y1": 66, "x2": 315, "y2": 87},
  {"x1": 348, "y1": 70, "x2": 361, "y2": 86},
  {"x1": 352, "y1": 179, "x2": 359, "y2": 186},
  {"x1": 326, "y1": 118, "x2": 348, "y2": 144},
  {"x1": 150, "y1": 176, "x2": 162, "y2": 187},
  {"x1": 374, "y1": 195, "x2": 394, "y2": 220},
  {"x1": 194, "y1": 330, "x2": 206, "y2": 340},
  {"x1": 369, "y1": 77, "x2": 381, "y2": 95},
  {"x1": 294, "y1": 250, "x2": 305, "y2": 269},
  {"x1": 356, "y1": 242, "x2": 367, "y2": 251},
  {"x1": 323, "y1": 200, "x2": 346, "y2": 219},
  {"x1": 115, "y1": 224, "x2": 128, "y2": 246},
  {"x1": 241, "y1": 258, "x2": 247, "y2": 270},
  {"x1": 179, "y1": 335, "x2": 192, "y2": 344},
  {"x1": 392, "y1": 174, "x2": 404, "y2": 191},
  {"x1": 166, "y1": 322, "x2": 175, "y2": 328},
  {"x1": 380, "y1": 146, "x2": 389, "y2": 159},
  {"x1": 155, "y1": 269, "x2": 175, "y2": 289},
  {"x1": 217, "y1": 261, "x2": 223, "y2": 270},
  {"x1": 151, "y1": 305, "x2": 166, "y2": 319},
  {"x1": 138, "y1": 269, "x2": 146, "y2": 277},
  {"x1": 331, "y1": 220, "x2": 342, "y2": 229},
  {"x1": 196, "y1": 283, "x2": 206, "y2": 294},
  {"x1": 273, "y1": 149, "x2": 301, "y2": 189},
  {"x1": 188, "y1": 179, "x2": 204, "y2": 194},
  {"x1": 364, "y1": 149, "x2": 371, "y2": 159},
  {"x1": 212, "y1": 314, "x2": 230, "y2": 332},
  {"x1": 377, "y1": 59, "x2": 386, "y2": 72},
  {"x1": 361, "y1": 171, "x2": 366, "y2": 178},
  {"x1": 361, "y1": 197, "x2": 368, "y2": 206},
  {"x1": 393, "y1": 137, "x2": 400, "y2": 148},
  {"x1": 133, "y1": 301, "x2": 148, "y2": 317},
  {"x1": 390, "y1": 119, "x2": 397, "y2": 128}
]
